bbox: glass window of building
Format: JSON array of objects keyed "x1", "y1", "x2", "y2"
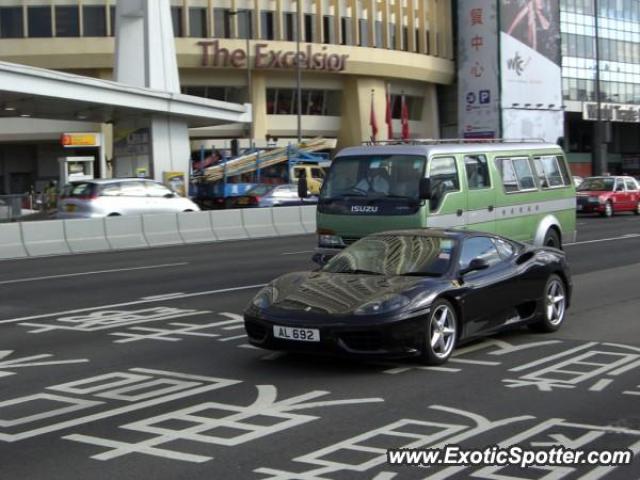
[
  {"x1": 304, "y1": 14, "x2": 314, "y2": 42},
  {"x1": 28, "y1": 6, "x2": 52, "y2": 38},
  {"x1": 283, "y1": 12, "x2": 297, "y2": 41},
  {"x1": 322, "y1": 15, "x2": 334, "y2": 44},
  {"x1": 0, "y1": 7, "x2": 24, "y2": 38},
  {"x1": 359, "y1": 18, "x2": 368, "y2": 46},
  {"x1": 171, "y1": 6, "x2": 183, "y2": 37},
  {"x1": 55, "y1": 6, "x2": 79, "y2": 37},
  {"x1": 110, "y1": 6, "x2": 116, "y2": 36},
  {"x1": 237, "y1": 9, "x2": 252, "y2": 39},
  {"x1": 375, "y1": 20, "x2": 383, "y2": 47},
  {"x1": 341, "y1": 17, "x2": 352, "y2": 45},
  {"x1": 214, "y1": 8, "x2": 230, "y2": 38},
  {"x1": 389, "y1": 22, "x2": 396, "y2": 49},
  {"x1": 189, "y1": 7, "x2": 206, "y2": 37},
  {"x1": 83, "y1": 6, "x2": 106, "y2": 37},
  {"x1": 261, "y1": 11, "x2": 274, "y2": 40},
  {"x1": 266, "y1": 89, "x2": 341, "y2": 116}
]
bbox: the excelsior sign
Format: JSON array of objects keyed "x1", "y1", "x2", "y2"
[{"x1": 197, "y1": 40, "x2": 349, "y2": 72}]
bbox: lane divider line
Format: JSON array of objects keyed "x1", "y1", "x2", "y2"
[
  {"x1": 0, "y1": 283, "x2": 265, "y2": 325},
  {"x1": 0, "y1": 262, "x2": 190, "y2": 285}
]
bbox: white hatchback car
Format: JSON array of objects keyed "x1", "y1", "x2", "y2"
[{"x1": 57, "y1": 178, "x2": 200, "y2": 219}]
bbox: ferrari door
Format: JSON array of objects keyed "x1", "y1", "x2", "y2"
[{"x1": 457, "y1": 236, "x2": 518, "y2": 337}]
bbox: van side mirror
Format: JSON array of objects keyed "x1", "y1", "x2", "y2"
[
  {"x1": 419, "y1": 178, "x2": 432, "y2": 199},
  {"x1": 298, "y1": 175, "x2": 309, "y2": 198},
  {"x1": 459, "y1": 258, "x2": 490, "y2": 276}
]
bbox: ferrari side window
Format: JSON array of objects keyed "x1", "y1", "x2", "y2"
[
  {"x1": 493, "y1": 238, "x2": 515, "y2": 259},
  {"x1": 458, "y1": 237, "x2": 501, "y2": 270}
]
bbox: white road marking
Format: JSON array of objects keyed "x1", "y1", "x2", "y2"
[
  {"x1": 280, "y1": 250, "x2": 314, "y2": 255},
  {"x1": 0, "y1": 262, "x2": 189, "y2": 285},
  {"x1": 565, "y1": 233, "x2": 640, "y2": 247},
  {"x1": 0, "y1": 284, "x2": 265, "y2": 325}
]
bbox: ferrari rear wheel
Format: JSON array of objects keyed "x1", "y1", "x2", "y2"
[
  {"x1": 530, "y1": 274, "x2": 567, "y2": 333},
  {"x1": 421, "y1": 299, "x2": 458, "y2": 365}
]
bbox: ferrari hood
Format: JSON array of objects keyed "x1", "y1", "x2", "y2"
[{"x1": 269, "y1": 271, "x2": 433, "y2": 315}]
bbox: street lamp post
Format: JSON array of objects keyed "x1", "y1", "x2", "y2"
[
  {"x1": 593, "y1": 0, "x2": 607, "y2": 175},
  {"x1": 296, "y1": 1, "x2": 302, "y2": 144}
]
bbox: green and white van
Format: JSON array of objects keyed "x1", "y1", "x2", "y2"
[{"x1": 316, "y1": 141, "x2": 576, "y2": 251}]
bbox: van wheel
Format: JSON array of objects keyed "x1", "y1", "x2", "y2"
[
  {"x1": 543, "y1": 229, "x2": 561, "y2": 249},
  {"x1": 601, "y1": 201, "x2": 613, "y2": 217}
]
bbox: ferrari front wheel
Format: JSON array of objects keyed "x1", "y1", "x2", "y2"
[
  {"x1": 421, "y1": 299, "x2": 458, "y2": 365},
  {"x1": 530, "y1": 274, "x2": 567, "y2": 333}
]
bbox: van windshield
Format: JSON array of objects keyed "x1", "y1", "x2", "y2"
[{"x1": 320, "y1": 155, "x2": 426, "y2": 201}]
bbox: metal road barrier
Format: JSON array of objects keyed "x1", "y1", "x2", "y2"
[{"x1": 0, "y1": 206, "x2": 316, "y2": 260}]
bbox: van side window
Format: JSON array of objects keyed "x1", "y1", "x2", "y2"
[
  {"x1": 495, "y1": 157, "x2": 537, "y2": 193},
  {"x1": 464, "y1": 155, "x2": 491, "y2": 189},
  {"x1": 429, "y1": 156, "x2": 460, "y2": 211},
  {"x1": 533, "y1": 156, "x2": 568, "y2": 188}
]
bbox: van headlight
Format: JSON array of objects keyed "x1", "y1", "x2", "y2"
[
  {"x1": 355, "y1": 294, "x2": 410, "y2": 315},
  {"x1": 319, "y1": 235, "x2": 345, "y2": 248},
  {"x1": 251, "y1": 286, "x2": 275, "y2": 309}
]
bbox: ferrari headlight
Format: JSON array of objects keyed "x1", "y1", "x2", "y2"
[
  {"x1": 251, "y1": 285, "x2": 275, "y2": 309},
  {"x1": 355, "y1": 294, "x2": 410, "y2": 316}
]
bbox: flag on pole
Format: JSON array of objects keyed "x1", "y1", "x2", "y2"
[
  {"x1": 401, "y1": 94, "x2": 410, "y2": 141},
  {"x1": 385, "y1": 84, "x2": 393, "y2": 139},
  {"x1": 369, "y1": 90, "x2": 378, "y2": 142}
]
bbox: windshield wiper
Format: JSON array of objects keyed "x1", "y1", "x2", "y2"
[
  {"x1": 332, "y1": 269, "x2": 381, "y2": 275},
  {"x1": 398, "y1": 272, "x2": 441, "y2": 277}
]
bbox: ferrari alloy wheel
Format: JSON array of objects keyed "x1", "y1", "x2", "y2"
[
  {"x1": 422, "y1": 299, "x2": 457, "y2": 365},
  {"x1": 530, "y1": 274, "x2": 567, "y2": 333}
]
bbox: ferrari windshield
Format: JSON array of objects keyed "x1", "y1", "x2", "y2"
[
  {"x1": 320, "y1": 155, "x2": 426, "y2": 200},
  {"x1": 577, "y1": 177, "x2": 615, "y2": 192},
  {"x1": 323, "y1": 234, "x2": 455, "y2": 276}
]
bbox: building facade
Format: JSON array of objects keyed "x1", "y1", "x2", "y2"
[
  {"x1": 560, "y1": 0, "x2": 640, "y2": 176},
  {"x1": 0, "y1": 0, "x2": 455, "y2": 194}
]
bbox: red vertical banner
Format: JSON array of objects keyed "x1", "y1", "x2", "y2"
[
  {"x1": 369, "y1": 90, "x2": 378, "y2": 142},
  {"x1": 385, "y1": 84, "x2": 393, "y2": 139},
  {"x1": 401, "y1": 95, "x2": 410, "y2": 140}
]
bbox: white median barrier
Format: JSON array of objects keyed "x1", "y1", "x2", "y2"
[
  {"x1": 242, "y1": 208, "x2": 278, "y2": 238},
  {"x1": 105, "y1": 215, "x2": 149, "y2": 250},
  {"x1": 272, "y1": 206, "x2": 306, "y2": 236},
  {"x1": 177, "y1": 211, "x2": 217, "y2": 243},
  {"x1": 21, "y1": 220, "x2": 71, "y2": 257},
  {"x1": 300, "y1": 205, "x2": 317, "y2": 233},
  {"x1": 210, "y1": 209, "x2": 248, "y2": 241},
  {"x1": 142, "y1": 213, "x2": 184, "y2": 247},
  {"x1": 0, "y1": 223, "x2": 28, "y2": 259},
  {"x1": 63, "y1": 218, "x2": 110, "y2": 253}
]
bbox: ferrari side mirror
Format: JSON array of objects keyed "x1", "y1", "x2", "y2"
[{"x1": 459, "y1": 258, "x2": 490, "y2": 276}]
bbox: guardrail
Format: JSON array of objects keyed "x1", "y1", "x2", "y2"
[{"x1": 0, "y1": 205, "x2": 317, "y2": 260}]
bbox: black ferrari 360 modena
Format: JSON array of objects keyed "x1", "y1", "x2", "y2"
[{"x1": 244, "y1": 229, "x2": 572, "y2": 364}]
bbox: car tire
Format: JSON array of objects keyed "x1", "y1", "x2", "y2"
[
  {"x1": 529, "y1": 274, "x2": 567, "y2": 333},
  {"x1": 543, "y1": 229, "x2": 561, "y2": 249},
  {"x1": 601, "y1": 201, "x2": 613, "y2": 217},
  {"x1": 421, "y1": 299, "x2": 458, "y2": 365},
  {"x1": 634, "y1": 202, "x2": 640, "y2": 215}
]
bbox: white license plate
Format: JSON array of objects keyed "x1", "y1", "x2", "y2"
[{"x1": 273, "y1": 325, "x2": 320, "y2": 342}]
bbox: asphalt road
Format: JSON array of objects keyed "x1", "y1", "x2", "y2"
[{"x1": 1, "y1": 214, "x2": 640, "y2": 480}]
